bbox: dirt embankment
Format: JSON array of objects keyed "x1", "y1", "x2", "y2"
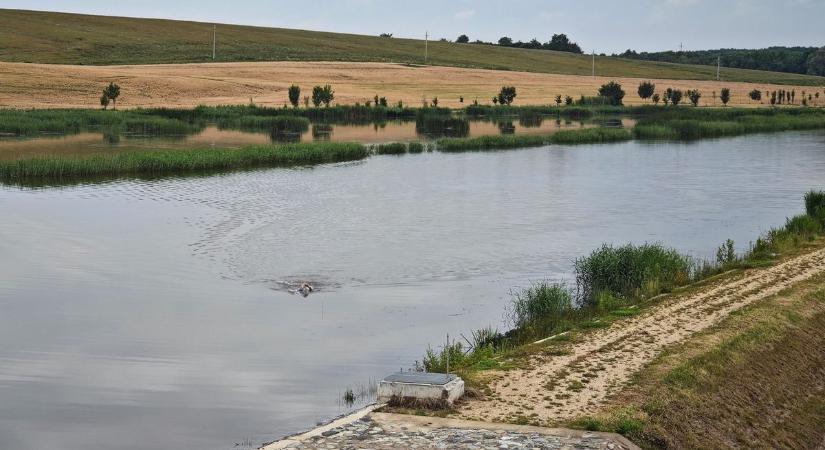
[
  {"x1": 0, "y1": 61, "x2": 820, "y2": 109},
  {"x1": 458, "y1": 246, "x2": 825, "y2": 426}
]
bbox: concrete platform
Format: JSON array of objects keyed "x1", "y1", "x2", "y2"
[{"x1": 377, "y1": 372, "x2": 465, "y2": 405}]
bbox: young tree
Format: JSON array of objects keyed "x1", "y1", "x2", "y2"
[
  {"x1": 497, "y1": 86, "x2": 517, "y2": 105},
  {"x1": 720, "y1": 88, "x2": 731, "y2": 106},
  {"x1": 663, "y1": 88, "x2": 673, "y2": 106},
  {"x1": 597, "y1": 81, "x2": 625, "y2": 105},
  {"x1": 311, "y1": 85, "x2": 324, "y2": 107},
  {"x1": 637, "y1": 81, "x2": 655, "y2": 102},
  {"x1": 321, "y1": 85, "x2": 335, "y2": 107},
  {"x1": 303, "y1": 96, "x2": 310, "y2": 108},
  {"x1": 687, "y1": 89, "x2": 702, "y2": 107},
  {"x1": 770, "y1": 91, "x2": 777, "y2": 106},
  {"x1": 99, "y1": 93, "x2": 110, "y2": 110},
  {"x1": 379, "y1": 97, "x2": 388, "y2": 107},
  {"x1": 374, "y1": 95, "x2": 379, "y2": 106},
  {"x1": 555, "y1": 95, "x2": 562, "y2": 106},
  {"x1": 456, "y1": 34, "x2": 470, "y2": 44},
  {"x1": 565, "y1": 95, "x2": 573, "y2": 105},
  {"x1": 103, "y1": 82, "x2": 121, "y2": 110},
  {"x1": 748, "y1": 89, "x2": 762, "y2": 102},
  {"x1": 431, "y1": 97, "x2": 439, "y2": 107},
  {"x1": 670, "y1": 89, "x2": 683, "y2": 106},
  {"x1": 492, "y1": 96, "x2": 499, "y2": 105},
  {"x1": 652, "y1": 93, "x2": 661, "y2": 105},
  {"x1": 288, "y1": 85, "x2": 301, "y2": 108},
  {"x1": 791, "y1": 89, "x2": 796, "y2": 103}
]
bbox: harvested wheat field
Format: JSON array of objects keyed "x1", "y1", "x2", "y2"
[{"x1": 1, "y1": 61, "x2": 820, "y2": 109}]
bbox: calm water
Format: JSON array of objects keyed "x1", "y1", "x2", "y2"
[
  {"x1": 1, "y1": 132, "x2": 824, "y2": 450},
  {"x1": 0, "y1": 117, "x2": 632, "y2": 161}
]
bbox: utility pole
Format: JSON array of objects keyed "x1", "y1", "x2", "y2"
[
  {"x1": 425, "y1": 31, "x2": 429, "y2": 64},
  {"x1": 212, "y1": 25, "x2": 216, "y2": 60}
]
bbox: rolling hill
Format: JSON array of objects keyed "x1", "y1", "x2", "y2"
[{"x1": 1, "y1": 8, "x2": 824, "y2": 86}]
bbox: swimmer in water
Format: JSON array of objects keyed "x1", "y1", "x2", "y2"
[{"x1": 295, "y1": 282, "x2": 314, "y2": 297}]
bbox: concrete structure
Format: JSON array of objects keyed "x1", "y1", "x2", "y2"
[{"x1": 377, "y1": 372, "x2": 464, "y2": 405}]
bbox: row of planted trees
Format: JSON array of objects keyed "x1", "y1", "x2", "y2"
[
  {"x1": 752, "y1": 88, "x2": 822, "y2": 106},
  {"x1": 635, "y1": 81, "x2": 731, "y2": 107}
]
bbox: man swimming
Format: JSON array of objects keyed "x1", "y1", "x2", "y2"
[{"x1": 294, "y1": 282, "x2": 314, "y2": 297}]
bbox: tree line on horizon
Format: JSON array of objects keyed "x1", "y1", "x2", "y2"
[
  {"x1": 617, "y1": 46, "x2": 825, "y2": 77},
  {"x1": 451, "y1": 33, "x2": 583, "y2": 54}
]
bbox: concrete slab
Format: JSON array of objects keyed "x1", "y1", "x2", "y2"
[{"x1": 377, "y1": 372, "x2": 464, "y2": 405}]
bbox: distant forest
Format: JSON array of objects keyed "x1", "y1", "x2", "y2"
[{"x1": 617, "y1": 47, "x2": 825, "y2": 76}]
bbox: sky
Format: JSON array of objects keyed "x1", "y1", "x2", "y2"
[{"x1": 2, "y1": 0, "x2": 823, "y2": 53}]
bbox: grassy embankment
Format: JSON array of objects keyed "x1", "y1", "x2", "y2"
[
  {"x1": 418, "y1": 192, "x2": 825, "y2": 407},
  {"x1": 2, "y1": 9, "x2": 824, "y2": 86},
  {"x1": 574, "y1": 274, "x2": 825, "y2": 449}
]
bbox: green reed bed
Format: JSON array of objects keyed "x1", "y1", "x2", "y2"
[
  {"x1": 463, "y1": 104, "x2": 627, "y2": 119},
  {"x1": 436, "y1": 134, "x2": 549, "y2": 152},
  {"x1": 0, "y1": 109, "x2": 201, "y2": 136},
  {"x1": 375, "y1": 142, "x2": 408, "y2": 155},
  {"x1": 632, "y1": 107, "x2": 825, "y2": 140},
  {"x1": 550, "y1": 127, "x2": 632, "y2": 144},
  {"x1": 185, "y1": 104, "x2": 418, "y2": 123},
  {"x1": 0, "y1": 142, "x2": 368, "y2": 183},
  {"x1": 215, "y1": 115, "x2": 310, "y2": 133},
  {"x1": 435, "y1": 127, "x2": 631, "y2": 151}
]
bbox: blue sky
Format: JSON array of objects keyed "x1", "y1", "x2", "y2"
[{"x1": 3, "y1": 0, "x2": 823, "y2": 53}]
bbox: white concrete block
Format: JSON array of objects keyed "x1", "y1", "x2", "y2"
[{"x1": 377, "y1": 373, "x2": 464, "y2": 405}]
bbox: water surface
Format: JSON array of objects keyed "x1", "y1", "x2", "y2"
[{"x1": 1, "y1": 131, "x2": 823, "y2": 450}]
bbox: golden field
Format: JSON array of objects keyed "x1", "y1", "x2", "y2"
[{"x1": 1, "y1": 61, "x2": 822, "y2": 110}]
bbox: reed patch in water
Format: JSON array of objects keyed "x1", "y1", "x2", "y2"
[{"x1": 0, "y1": 142, "x2": 368, "y2": 183}]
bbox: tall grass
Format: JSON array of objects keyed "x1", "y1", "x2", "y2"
[
  {"x1": 215, "y1": 115, "x2": 310, "y2": 133},
  {"x1": 633, "y1": 109, "x2": 825, "y2": 140},
  {"x1": 0, "y1": 142, "x2": 368, "y2": 183},
  {"x1": 550, "y1": 128, "x2": 632, "y2": 144},
  {"x1": 574, "y1": 244, "x2": 694, "y2": 306},
  {"x1": 435, "y1": 127, "x2": 631, "y2": 151},
  {"x1": 805, "y1": 190, "x2": 825, "y2": 218},
  {"x1": 375, "y1": 142, "x2": 407, "y2": 155},
  {"x1": 436, "y1": 134, "x2": 549, "y2": 152},
  {"x1": 0, "y1": 109, "x2": 200, "y2": 136},
  {"x1": 508, "y1": 282, "x2": 573, "y2": 329}
]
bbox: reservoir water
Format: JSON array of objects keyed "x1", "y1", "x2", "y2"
[{"x1": 1, "y1": 131, "x2": 823, "y2": 450}]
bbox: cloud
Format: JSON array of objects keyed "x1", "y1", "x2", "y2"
[{"x1": 454, "y1": 9, "x2": 475, "y2": 20}]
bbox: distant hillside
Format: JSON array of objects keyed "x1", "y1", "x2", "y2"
[
  {"x1": 618, "y1": 47, "x2": 825, "y2": 76},
  {"x1": 1, "y1": 9, "x2": 824, "y2": 86}
]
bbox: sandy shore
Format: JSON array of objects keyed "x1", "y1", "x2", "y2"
[
  {"x1": 459, "y1": 246, "x2": 825, "y2": 424},
  {"x1": 1, "y1": 61, "x2": 819, "y2": 109}
]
